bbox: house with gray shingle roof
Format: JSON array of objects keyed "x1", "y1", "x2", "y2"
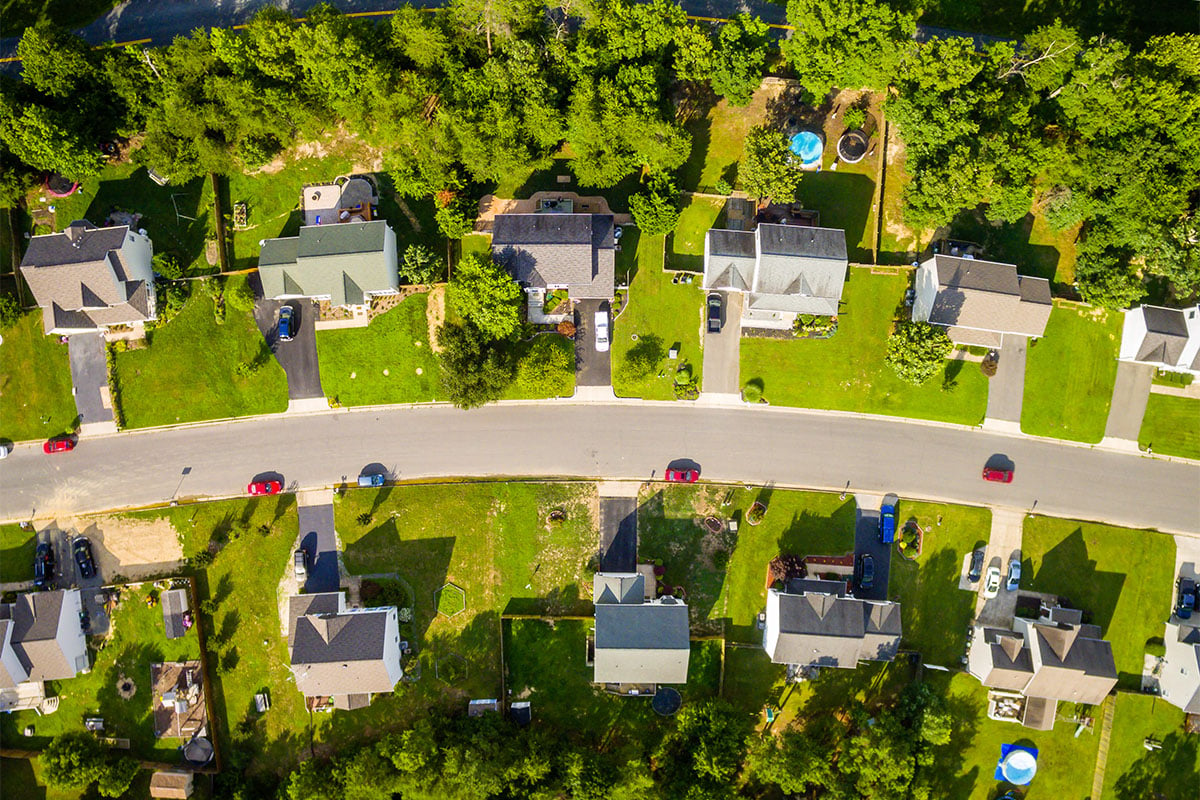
[
  {"x1": 258, "y1": 220, "x2": 399, "y2": 310},
  {"x1": 1118, "y1": 304, "x2": 1200, "y2": 377},
  {"x1": 703, "y1": 223, "x2": 848, "y2": 330},
  {"x1": 1158, "y1": 618, "x2": 1200, "y2": 714},
  {"x1": 20, "y1": 221, "x2": 156, "y2": 335},
  {"x1": 591, "y1": 572, "x2": 689, "y2": 688},
  {"x1": 763, "y1": 579, "x2": 901, "y2": 668},
  {"x1": 491, "y1": 213, "x2": 616, "y2": 300},
  {"x1": 0, "y1": 590, "x2": 90, "y2": 712},
  {"x1": 912, "y1": 254, "x2": 1052, "y2": 347},
  {"x1": 287, "y1": 591, "x2": 403, "y2": 711}
]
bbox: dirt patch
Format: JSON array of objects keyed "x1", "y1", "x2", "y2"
[
  {"x1": 254, "y1": 127, "x2": 382, "y2": 176},
  {"x1": 426, "y1": 286, "x2": 446, "y2": 352},
  {"x1": 47, "y1": 514, "x2": 184, "y2": 580}
]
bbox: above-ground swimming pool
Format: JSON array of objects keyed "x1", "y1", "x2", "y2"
[{"x1": 789, "y1": 131, "x2": 824, "y2": 166}]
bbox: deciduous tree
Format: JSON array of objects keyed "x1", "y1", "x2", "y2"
[{"x1": 886, "y1": 321, "x2": 952, "y2": 385}]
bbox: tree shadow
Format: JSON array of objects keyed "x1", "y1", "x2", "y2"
[
  {"x1": 680, "y1": 113, "x2": 714, "y2": 193},
  {"x1": 797, "y1": 171, "x2": 877, "y2": 262},
  {"x1": 615, "y1": 227, "x2": 641, "y2": 286},
  {"x1": 947, "y1": 209, "x2": 1069, "y2": 292},
  {"x1": 503, "y1": 583, "x2": 583, "y2": 617},
  {"x1": 1112, "y1": 730, "x2": 1200, "y2": 799},
  {"x1": 0, "y1": 758, "x2": 45, "y2": 800}
]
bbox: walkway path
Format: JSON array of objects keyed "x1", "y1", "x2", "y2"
[{"x1": 1090, "y1": 694, "x2": 1117, "y2": 800}]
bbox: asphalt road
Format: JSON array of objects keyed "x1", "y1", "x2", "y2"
[{"x1": 1, "y1": 402, "x2": 1197, "y2": 534}]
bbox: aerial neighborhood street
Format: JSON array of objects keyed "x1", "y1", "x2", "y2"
[{"x1": 1, "y1": 0, "x2": 1198, "y2": 798}]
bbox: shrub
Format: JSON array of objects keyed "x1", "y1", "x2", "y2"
[
  {"x1": 630, "y1": 172, "x2": 682, "y2": 235},
  {"x1": 713, "y1": 179, "x2": 732, "y2": 195},
  {"x1": 0, "y1": 293, "x2": 20, "y2": 329},
  {"x1": 400, "y1": 243, "x2": 442, "y2": 285},
  {"x1": 224, "y1": 275, "x2": 257, "y2": 311},
  {"x1": 153, "y1": 252, "x2": 183, "y2": 279},
  {"x1": 843, "y1": 106, "x2": 867, "y2": 131},
  {"x1": 886, "y1": 321, "x2": 952, "y2": 385},
  {"x1": 742, "y1": 381, "x2": 763, "y2": 403},
  {"x1": 556, "y1": 320, "x2": 576, "y2": 337}
]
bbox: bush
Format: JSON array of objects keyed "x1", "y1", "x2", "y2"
[
  {"x1": 400, "y1": 244, "x2": 442, "y2": 285},
  {"x1": 713, "y1": 179, "x2": 732, "y2": 195},
  {"x1": 224, "y1": 275, "x2": 257, "y2": 311},
  {"x1": 843, "y1": 106, "x2": 867, "y2": 131},
  {"x1": 630, "y1": 172, "x2": 682, "y2": 235},
  {"x1": 556, "y1": 320, "x2": 576, "y2": 337},
  {"x1": 886, "y1": 321, "x2": 952, "y2": 385},
  {"x1": 742, "y1": 380, "x2": 763, "y2": 403},
  {"x1": 0, "y1": 293, "x2": 20, "y2": 329},
  {"x1": 153, "y1": 252, "x2": 183, "y2": 280}
]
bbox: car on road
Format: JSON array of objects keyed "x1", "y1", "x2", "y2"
[
  {"x1": 0, "y1": 443, "x2": 10, "y2": 459},
  {"x1": 33, "y1": 542, "x2": 54, "y2": 588},
  {"x1": 357, "y1": 473, "x2": 386, "y2": 488},
  {"x1": 967, "y1": 549, "x2": 985, "y2": 583},
  {"x1": 43, "y1": 437, "x2": 75, "y2": 454},
  {"x1": 594, "y1": 311, "x2": 609, "y2": 352},
  {"x1": 879, "y1": 494, "x2": 898, "y2": 543},
  {"x1": 858, "y1": 553, "x2": 875, "y2": 590},
  {"x1": 277, "y1": 305, "x2": 295, "y2": 342},
  {"x1": 73, "y1": 537, "x2": 96, "y2": 580},
  {"x1": 707, "y1": 293, "x2": 723, "y2": 333},
  {"x1": 1179, "y1": 578, "x2": 1197, "y2": 620},
  {"x1": 664, "y1": 468, "x2": 699, "y2": 483},
  {"x1": 294, "y1": 548, "x2": 309, "y2": 581},
  {"x1": 983, "y1": 565, "x2": 1002, "y2": 598},
  {"x1": 1006, "y1": 559, "x2": 1021, "y2": 592},
  {"x1": 983, "y1": 466, "x2": 1014, "y2": 483},
  {"x1": 247, "y1": 480, "x2": 282, "y2": 496}
]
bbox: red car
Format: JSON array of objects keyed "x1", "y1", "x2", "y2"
[
  {"x1": 43, "y1": 437, "x2": 75, "y2": 454},
  {"x1": 664, "y1": 468, "x2": 700, "y2": 483},
  {"x1": 247, "y1": 480, "x2": 282, "y2": 496},
  {"x1": 982, "y1": 467, "x2": 1014, "y2": 483}
]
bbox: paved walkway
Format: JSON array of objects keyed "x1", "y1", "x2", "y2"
[
  {"x1": 1150, "y1": 381, "x2": 1200, "y2": 398},
  {"x1": 1104, "y1": 362, "x2": 1155, "y2": 442},
  {"x1": 974, "y1": 508, "x2": 1024, "y2": 628},
  {"x1": 984, "y1": 336, "x2": 1027, "y2": 424}
]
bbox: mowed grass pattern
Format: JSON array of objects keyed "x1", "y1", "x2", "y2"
[
  {"x1": 0, "y1": 524, "x2": 36, "y2": 583},
  {"x1": 1139, "y1": 393, "x2": 1200, "y2": 459},
  {"x1": 1101, "y1": 693, "x2": 1200, "y2": 800},
  {"x1": 0, "y1": 310, "x2": 77, "y2": 441}
]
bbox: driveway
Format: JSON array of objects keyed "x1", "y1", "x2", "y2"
[
  {"x1": 67, "y1": 332, "x2": 114, "y2": 430},
  {"x1": 574, "y1": 299, "x2": 612, "y2": 388},
  {"x1": 974, "y1": 508, "x2": 1024, "y2": 628},
  {"x1": 985, "y1": 335, "x2": 1026, "y2": 425},
  {"x1": 852, "y1": 498, "x2": 891, "y2": 602},
  {"x1": 253, "y1": 298, "x2": 325, "y2": 400},
  {"x1": 46, "y1": 525, "x2": 110, "y2": 636},
  {"x1": 701, "y1": 292, "x2": 742, "y2": 396},
  {"x1": 297, "y1": 501, "x2": 339, "y2": 593},
  {"x1": 599, "y1": 496, "x2": 637, "y2": 572},
  {"x1": 1104, "y1": 361, "x2": 1155, "y2": 442}
]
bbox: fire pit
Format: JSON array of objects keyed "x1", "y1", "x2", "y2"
[{"x1": 116, "y1": 674, "x2": 137, "y2": 699}]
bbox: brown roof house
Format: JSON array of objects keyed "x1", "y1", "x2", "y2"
[
  {"x1": 491, "y1": 213, "x2": 616, "y2": 300},
  {"x1": 287, "y1": 592, "x2": 404, "y2": 711},
  {"x1": 1118, "y1": 304, "x2": 1200, "y2": 377},
  {"x1": 149, "y1": 770, "x2": 194, "y2": 799},
  {"x1": 0, "y1": 590, "x2": 90, "y2": 712},
  {"x1": 912, "y1": 255, "x2": 1051, "y2": 348},
  {"x1": 967, "y1": 606, "x2": 1117, "y2": 730},
  {"x1": 763, "y1": 579, "x2": 902, "y2": 668},
  {"x1": 591, "y1": 573, "x2": 690, "y2": 692},
  {"x1": 20, "y1": 221, "x2": 156, "y2": 335}
]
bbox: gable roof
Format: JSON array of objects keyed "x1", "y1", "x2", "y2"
[
  {"x1": 923, "y1": 255, "x2": 1052, "y2": 338},
  {"x1": 1136, "y1": 306, "x2": 1191, "y2": 365},
  {"x1": 491, "y1": 213, "x2": 615, "y2": 299},
  {"x1": 593, "y1": 599, "x2": 690, "y2": 684},
  {"x1": 704, "y1": 224, "x2": 848, "y2": 316},
  {"x1": 258, "y1": 221, "x2": 397, "y2": 306},
  {"x1": 765, "y1": 588, "x2": 901, "y2": 667},
  {"x1": 1160, "y1": 622, "x2": 1200, "y2": 713},
  {"x1": 288, "y1": 593, "x2": 401, "y2": 698},
  {"x1": 0, "y1": 591, "x2": 85, "y2": 686},
  {"x1": 593, "y1": 573, "x2": 645, "y2": 606}
]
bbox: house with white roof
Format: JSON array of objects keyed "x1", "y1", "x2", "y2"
[{"x1": 1118, "y1": 305, "x2": 1200, "y2": 377}]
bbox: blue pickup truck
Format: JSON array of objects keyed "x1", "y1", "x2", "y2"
[{"x1": 879, "y1": 494, "x2": 898, "y2": 544}]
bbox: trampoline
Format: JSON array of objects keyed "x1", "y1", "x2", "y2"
[
  {"x1": 652, "y1": 687, "x2": 682, "y2": 716},
  {"x1": 44, "y1": 173, "x2": 79, "y2": 198},
  {"x1": 789, "y1": 131, "x2": 824, "y2": 167},
  {"x1": 837, "y1": 130, "x2": 869, "y2": 164},
  {"x1": 182, "y1": 735, "x2": 214, "y2": 766}
]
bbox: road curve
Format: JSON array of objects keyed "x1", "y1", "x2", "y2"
[{"x1": 1, "y1": 401, "x2": 1197, "y2": 533}]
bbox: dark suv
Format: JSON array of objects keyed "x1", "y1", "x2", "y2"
[
  {"x1": 967, "y1": 549, "x2": 985, "y2": 583},
  {"x1": 73, "y1": 537, "x2": 96, "y2": 580},
  {"x1": 33, "y1": 542, "x2": 54, "y2": 588},
  {"x1": 707, "y1": 293, "x2": 722, "y2": 333}
]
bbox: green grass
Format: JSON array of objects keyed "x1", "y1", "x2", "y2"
[
  {"x1": 1, "y1": 524, "x2": 36, "y2": 583},
  {"x1": 740, "y1": 267, "x2": 989, "y2": 424},
  {"x1": 113, "y1": 293, "x2": 288, "y2": 427},
  {"x1": 1139, "y1": 394, "x2": 1200, "y2": 459},
  {"x1": 1101, "y1": 693, "x2": 1200, "y2": 800},
  {"x1": 679, "y1": 93, "x2": 764, "y2": 194},
  {"x1": 0, "y1": 310, "x2": 77, "y2": 442},
  {"x1": 1021, "y1": 516, "x2": 1176, "y2": 685},
  {"x1": 460, "y1": 233, "x2": 492, "y2": 260},
  {"x1": 0, "y1": 756, "x2": 161, "y2": 800},
  {"x1": 318, "y1": 294, "x2": 443, "y2": 406},
  {"x1": 611, "y1": 230, "x2": 704, "y2": 400},
  {"x1": 887, "y1": 501, "x2": 991, "y2": 666},
  {"x1": 667, "y1": 196, "x2": 724, "y2": 272},
  {"x1": 1021, "y1": 304, "x2": 1121, "y2": 443},
  {"x1": 947, "y1": 208, "x2": 1080, "y2": 289},
  {"x1": 878, "y1": 134, "x2": 925, "y2": 262},
  {"x1": 797, "y1": 159, "x2": 877, "y2": 262},
  {"x1": 491, "y1": 155, "x2": 643, "y2": 213}
]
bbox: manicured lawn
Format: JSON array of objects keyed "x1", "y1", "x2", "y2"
[
  {"x1": 797, "y1": 158, "x2": 877, "y2": 262},
  {"x1": 1022, "y1": 304, "x2": 1121, "y2": 443},
  {"x1": 113, "y1": 294, "x2": 288, "y2": 427},
  {"x1": 947, "y1": 208, "x2": 1080, "y2": 289},
  {"x1": 740, "y1": 267, "x2": 989, "y2": 424},
  {"x1": 0, "y1": 524, "x2": 36, "y2": 583},
  {"x1": 460, "y1": 233, "x2": 492, "y2": 259},
  {"x1": 636, "y1": 484, "x2": 856, "y2": 640},
  {"x1": 1021, "y1": 516, "x2": 1175, "y2": 685},
  {"x1": 503, "y1": 333, "x2": 575, "y2": 400},
  {"x1": 318, "y1": 294, "x2": 443, "y2": 406},
  {"x1": 887, "y1": 501, "x2": 991, "y2": 666},
  {"x1": 667, "y1": 196, "x2": 724, "y2": 272},
  {"x1": 0, "y1": 310, "x2": 77, "y2": 442},
  {"x1": 1139, "y1": 394, "x2": 1200, "y2": 459},
  {"x1": 611, "y1": 230, "x2": 704, "y2": 400},
  {"x1": 1101, "y1": 693, "x2": 1199, "y2": 800}
]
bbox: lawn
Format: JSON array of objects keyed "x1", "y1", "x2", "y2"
[
  {"x1": 740, "y1": 267, "x2": 990, "y2": 424},
  {"x1": 0, "y1": 310, "x2": 77, "y2": 442},
  {"x1": 318, "y1": 294, "x2": 443, "y2": 406},
  {"x1": 947, "y1": 208, "x2": 1080, "y2": 290},
  {"x1": 611, "y1": 230, "x2": 705, "y2": 400},
  {"x1": 1021, "y1": 304, "x2": 1121, "y2": 443},
  {"x1": 667, "y1": 196, "x2": 724, "y2": 272},
  {"x1": 636, "y1": 484, "x2": 856, "y2": 641},
  {"x1": 797, "y1": 158, "x2": 877, "y2": 262},
  {"x1": 887, "y1": 501, "x2": 991, "y2": 666},
  {"x1": 1020, "y1": 516, "x2": 1176, "y2": 685},
  {"x1": 113, "y1": 293, "x2": 288, "y2": 427},
  {"x1": 1, "y1": 524, "x2": 36, "y2": 583},
  {"x1": 0, "y1": 757, "x2": 159, "y2": 800},
  {"x1": 878, "y1": 129, "x2": 926, "y2": 263},
  {"x1": 1139, "y1": 394, "x2": 1200, "y2": 459},
  {"x1": 678, "y1": 86, "x2": 770, "y2": 194},
  {"x1": 492, "y1": 154, "x2": 643, "y2": 213},
  {"x1": 1101, "y1": 693, "x2": 1199, "y2": 800}
]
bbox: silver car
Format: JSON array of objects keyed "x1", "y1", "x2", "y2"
[{"x1": 293, "y1": 549, "x2": 308, "y2": 581}]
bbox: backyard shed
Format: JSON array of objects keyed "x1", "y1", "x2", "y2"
[
  {"x1": 150, "y1": 770, "x2": 194, "y2": 799},
  {"x1": 161, "y1": 589, "x2": 190, "y2": 640}
]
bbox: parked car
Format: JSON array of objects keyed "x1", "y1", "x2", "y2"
[
  {"x1": 879, "y1": 494, "x2": 898, "y2": 544},
  {"x1": 1179, "y1": 578, "x2": 1197, "y2": 620},
  {"x1": 0, "y1": 443, "x2": 10, "y2": 459},
  {"x1": 33, "y1": 542, "x2": 54, "y2": 588},
  {"x1": 293, "y1": 548, "x2": 309, "y2": 582},
  {"x1": 73, "y1": 537, "x2": 96, "y2": 580},
  {"x1": 983, "y1": 466, "x2": 1014, "y2": 483},
  {"x1": 357, "y1": 473, "x2": 386, "y2": 488},
  {"x1": 984, "y1": 565, "x2": 1002, "y2": 598},
  {"x1": 43, "y1": 437, "x2": 75, "y2": 454},
  {"x1": 664, "y1": 468, "x2": 699, "y2": 483},
  {"x1": 707, "y1": 293, "x2": 723, "y2": 333},
  {"x1": 858, "y1": 553, "x2": 875, "y2": 590},
  {"x1": 967, "y1": 549, "x2": 985, "y2": 583},
  {"x1": 247, "y1": 480, "x2": 282, "y2": 496},
  {"x1": 1006, "y1": 559, "x2": 1021, "y2": 592},
  {"x1": 594, "y1": 310, "x2": 609, "y2": 352},
  {"x1": 277, "y1": 305, "x2": 295, "y2": 342}
]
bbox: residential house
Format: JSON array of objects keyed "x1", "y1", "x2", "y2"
[
  {"x1": 762, "y1": 579, "x2": 902, "y2": 668},
  {"x1": 703, "y1": 223, "x2": 848, "y2": 330},
  {"x1": 1158, "y1": 615, "x2": 1200, "y2": 714},
  {"x1": 967, "y1": 606, "x2": 1117, "y2": 729},
  {"x1": 491, "y1": 212, "x2": 616, "y2": 301},
  {"x1": 258, "y1": 220, "x2": 399, "y2": 311},
  {"x1": 287, "y1": 591, "x2": 403, "y2": 710},
  {"x1": 1118, "y1": 305, "x2": 1200, "y2": 377},
  {"x1": 20, "y1": 220, "x2": 155, "y2": 335},
  {"x1": 591, "y1": 572, "x2": 690, "y2": 689},
  {"x1": 301, "y1": 177, "x2": 379, "y2": 227},
  {"x1": 912, "y1": 254, "x2": 1052, "y2": 347},
  {"x1": 0, "y1": 590, "x2": 90, "y2": 712}
]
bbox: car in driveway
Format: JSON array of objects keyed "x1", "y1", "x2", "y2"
[
  {"x1": 247, "y1": 480, "x2": 282, "y2": 496},
  {"x1": 664, "y1": 468, "x2": 699, "y2": 483},
  {"x1": 1179, "y1": 578, "x2": 1197, "y2": 620},
  {"x1": 73, "y1": 537, "x2": 96, "y2": 580},
  {"x1": 983, "y1": 565, "x2": 1002, "y2": 598},
  {"x1": 1006, "y1": 559, "x2": 1021, "y2": 592},
  {"x1": 594, "y1": 310, "x2": 609, "y2": 352},
  {"x1": 278, "y1": 305, "x2": 295, "y2": 342},
  {"x1": 967, "y1": 549, "x2": 985, "y2": 583},
  {"x1": 858, "y1": 553, "x2": 875, "y2": 590},
  {"x1": 879, "y1": 494, "x2": 898, "y2": 543},
  {"x1": 983, "y1": 466, "x2": 1014, "y2": 483},
  {"x1": 33, "y1": 542, "x2": 54, "y2": 588},
  {"x1": 293, "y1": 548, "x2": 309, "y2": 582},
  {"x1": 43, "y1": 437, "x2": 75, "y2": 454},
  {"x1": 707, "y1": 293, "x2": 723, "y2": 333}
]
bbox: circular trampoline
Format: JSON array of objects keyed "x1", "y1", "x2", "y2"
[
  {"x1": 652, "y1": 687, "x2": 682, "y2": 716},
  {"x1": 789, "y1": 131, "x2": 824, "y2": 167},
  {"x1": 44, "y1": 173, "x2": 80, "y2": 198},
  {"x1": 1000, "y1": 749, "x2": 1037, "y2": 785},
  {"x1": 182, "y1": 736, "x2": 214, "y2": 766},
  {"x1": 837, "y1": 130, "x2": 869, "y2": 164}
]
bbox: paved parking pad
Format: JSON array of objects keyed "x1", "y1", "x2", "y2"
[
  {"x1": 852, "y1": 502, "x2": 891, "y2": 602},
  {"x1": 574, "y1": 299, "x2": 613, "y2": 388},
  {"x1": 68, "y1": 332, "x2": 114, "y2": 429},
  {"x1": 253, "y1": 298, "x2": 324, "y2": 400},
  {"x1": 297, "y1": 503, "x2": 339, "y2": 593},
  {"x1": 701, "y1": 292, "x2": 743, "y2": 396},
  {"x1": 599, "y1": 496, "x2": 637, "y2": 572}
]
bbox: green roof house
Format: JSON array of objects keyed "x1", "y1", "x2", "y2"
[{"x1": 258, "y1": 220, "x2": 399, "y2": 309}]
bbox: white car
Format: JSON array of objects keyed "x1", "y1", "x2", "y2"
[
  {"x1": 594, "y1": 311, "x2": 610, "y2": 352},
  {"x1": 1006, "y1": 560, "x2": 1021, "y2": 591},
  {"x1": 983, "y1": 566, "x2": 1002, "y2": 598},
  {"x1": 0, "y1": 443, "x2": 10, "y2": 459}
]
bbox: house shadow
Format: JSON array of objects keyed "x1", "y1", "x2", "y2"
[
  {"x1": 797, "y1": 171, "x2": 876, "y2": 263},
  {"x1": 1028, "y1": 527, "x2": 1125, "y2": 632},
  {"x1": 81, "y1": 169, "x2": 212, "y2": 269},
  {"x1": 616, "y1": 227, "x2": 642, "y2": 286},
  {"x1": 947, "y1": 209, "x2": 1071, "y2": 293}
]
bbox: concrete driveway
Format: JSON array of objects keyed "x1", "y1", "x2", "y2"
[
  {"x1": 68, "y1": 333, "x2": 114, "y2": 432},
  {"x1": 701, "y1": 292, "x2": 742, "y2": 397},
  {"x1": 974, "y1": 508, "x2": 1024, "y2": 627},
  {"x1": 852, "y1": 499, "x2": 891, "y2": 602},
  {"x1": 253, "y1": 298, "x2": 324, "y2": 400},
  {"x1": 599, "y1": 496, "x2": 637, "y2": 572},
  {"x1": 297, "y1": 499, "x2": 339, "y2": 593},
  {"x1": 1104, "y1": 361, "x2": 1154, "y2": 443},
  {"x1": 574, "y1": 299, "x2": 612, "y2": 388},
  {"x1": 984, "y1": 336, "x2": 1026, "y2": 427}
]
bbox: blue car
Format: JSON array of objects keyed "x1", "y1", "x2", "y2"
[
  {"x1": 879, "y1": 493, "x2": 898, "y2": 544},
  {"x1": 277, "y1": 305, "x2": 295, "y2": 342}
]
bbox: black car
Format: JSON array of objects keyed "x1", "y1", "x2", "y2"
[
  {"x1": 1179, "y1": 578, "x2": 1197, "y2": 620},
  {"x1": 707, "y1": 293, "x2": 723, "y2": 333},
  {"x1": 967, "y1": 549, "x2": 985, "y2": 583},
  {"x1": 33, "y1": 542, "x2": 54, "y2": 588},
  {"x1": 858, "y1": 554, "x2": 875, "y2": 590},
  {"x1": 73, "y1": 537, "x2": 96, "y2": 580}
]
